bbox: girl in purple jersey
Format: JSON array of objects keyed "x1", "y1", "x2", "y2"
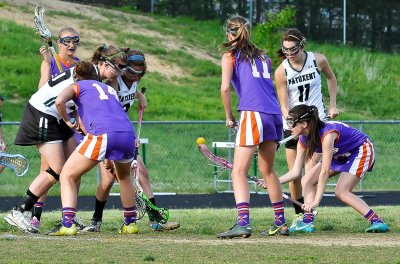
[
  {"x1": 4, "y1": 46, "x2": 127, "y2": 234},
  {"x1": 50, "y1": 61, "x2": 137, "y2": 236},
  {"x1": 38, "y1": 27, "x2": 80, "y2": 87},
  {"x1": 217, "y1": 15, "x2": 288, "y2": 239},
  {"x1": 279, "y1": 104, "x2": 389, "y2": 233}
]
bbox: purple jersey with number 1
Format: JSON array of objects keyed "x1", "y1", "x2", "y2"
[{"x1": 74, "y1": 80, "x2": 135, "y2": 161}]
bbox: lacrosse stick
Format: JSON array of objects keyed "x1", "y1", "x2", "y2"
[
  {"x1": 0, "y1": 152, "x2": 29, "y2": 177},
  {"x1": 197, "y1": 139, "x2": 317, "y2": 214},
  {"x1": 131, "y1": 87, "x2": 148, "y2": 220},
  {"x1": 34, "y1": 2, "x2": 63, "y2": 72},
  {"x1": 131, "y1": 87, "x2": 170, "y2": 222}
]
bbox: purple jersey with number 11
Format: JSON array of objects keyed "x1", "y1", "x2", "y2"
[{"x1": 230, "y1": 52, "x2": 281, "y2": 115}]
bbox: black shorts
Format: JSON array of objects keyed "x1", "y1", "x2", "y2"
[
  {"x1": 14, "y1": 103, "x2": 74, "y2": 146},
  {"x1": 283, "y1": 129, "x2": 298, "y2": 149}
]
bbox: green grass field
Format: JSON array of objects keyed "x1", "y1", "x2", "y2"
[{"x1": 0, "y1": 207, "x2": 399, "y2": 263}]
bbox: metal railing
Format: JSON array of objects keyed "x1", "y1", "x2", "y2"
[{"x1": 0, "y1": 120, "x2": 399, "y2": 195}]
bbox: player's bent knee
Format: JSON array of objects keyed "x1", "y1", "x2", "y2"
[{"x1": 46, "y1": 167, "x2": 60, "y2": 185}]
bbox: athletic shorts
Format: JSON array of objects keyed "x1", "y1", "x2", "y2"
[
  {"x1": 331, "y1": 139, "x2": 375, "y2": 178},
  {"x1": 77, "y1": 131, "x2": 135, "y2": 162},
  {"x1": 235, "y1": 111, "x2": 282, "y2": 147},
  {"x1": 283, "y1": 129, "x2": 298, "y2": 149},
  {"x1": 14, "y1": 103, "x2": 74, "y2": 146}
]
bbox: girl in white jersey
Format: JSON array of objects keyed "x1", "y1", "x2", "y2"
[
  {"x1": 4, "y1": 45, "x2": 127, "y2": 233},
  {"x1": 275, "y1": 28, "x2": 339, "y2": 229},
  {"x1": 82, "y1": 49, "x2": 180, "y2": 233}
]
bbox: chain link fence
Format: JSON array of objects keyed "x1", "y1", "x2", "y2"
[{"x1": 0, "y1": 120, "x2": 399, "y2": 196}]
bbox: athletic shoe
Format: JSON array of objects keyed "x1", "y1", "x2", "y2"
[
  {"x1": 290, "y1": 213, "x2": 304, "y2": 229},
  {"x1": 30, "y1": 216, "x2": 40, "y2": 234},
  {"x1": 82, "y1": 218, "x2": 102, "y2": 232},
  {"x1": 75, "y1": 218, "x2": 87, "y2": 230},
  {"x1": 288, "y1": 221, "x2": 315, "y2": 233},
  {"x1": 216, "y1": 224, "x2": 252, "y2": 239},
  {"x1": 261, "y1": 223, "x2": 290, "y2": 236},
  {"x1": 365, "y1": 222, "x2": 389, "y2": 233},
  {"x1": 150, "y1": 221, "x2": 180, "y2": 231},
  {"x1": 118, "y1": 223, "x2": 139, "y2": 234},
  {"x1": 4, "y1": 209, "x2": 31, "y2": 232},
  {"x1": 147, "y1": 208, "x2": 167, "y2": 223},
  {"x1": 47, "y1": 223, "x2": 77, "y2": 236}
]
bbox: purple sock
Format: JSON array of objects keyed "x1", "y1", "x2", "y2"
[
  {"x1": 364, "y1": 209, "x2": 383, "y2": 224},
  {"x1": 62, "y1": 207, "x2": 76, "y2": 228},
  {"x1": 303, "y1": 213, "x2": 315, "y2": 224},
  {"x1": 236, "y1": 202, "x2": 250, "y2": 226},
  {"x1": 271, "y1": 201, "x2": 286, "y2": 226},
  {"x1": 123, "y1": 206, "x2": 137, "y2": 225}
]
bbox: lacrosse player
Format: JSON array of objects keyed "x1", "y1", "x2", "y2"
[
  {"x1": 32, "y1": 27, "x2": 82, "y2": 233},
  {"x1": 83, "y1": 49, "x2": 180, "y2": 233},
  {"x1": 4, "y1": 45, "x2": 127, "y2": 234},
  {"x1": 275, "y1": 28, "x2": 339, "y2": 229},
  {"x1": 280, "y1": 104, "x2": 389, "y2": 233},
  {"x1": 47, "y1": 61, "x2": 138, "y2": 236},
  {"x1": 217, "y1": 15, "x2": 289, "y2": 239}
]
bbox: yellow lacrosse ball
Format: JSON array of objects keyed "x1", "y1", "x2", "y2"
[{"x1": 197, "y1": 137, "x2": 206, "y2": 145}]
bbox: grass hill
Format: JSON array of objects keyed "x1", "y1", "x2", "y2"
[{"x1": 0, "y1": 0, "x2": 399, "y2": 121}]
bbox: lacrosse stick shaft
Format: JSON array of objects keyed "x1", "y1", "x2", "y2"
[{"x1": 247, "y1": 175, "x2": 317, "y2": 215}]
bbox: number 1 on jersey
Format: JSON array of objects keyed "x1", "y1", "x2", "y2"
[{"x1": 251, "y1": 59, "x2": 271, "y2": 79}]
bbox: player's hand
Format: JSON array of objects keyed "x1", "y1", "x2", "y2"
[
  {"x1": 255, "y1": 178, "x2": 268, "y2": 189},
  {"x1": 303, "y1": 200, "x2": 319, "y2": 212},
  {"x1": 329, "y1": 107, "x2": 340, "y2": 119},
  {"x1": 226, "y1": 119, "x2": 236, "y2": 128},
  {"x1": 39, "y1": 45, "x2": 52, "y2": 63}
]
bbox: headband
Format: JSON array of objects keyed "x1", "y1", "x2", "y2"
[{"x1": 128, "y1": 55, "x2": 145, "y2": 61}]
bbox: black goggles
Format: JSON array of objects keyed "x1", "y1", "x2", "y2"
[
  {"x1": 126, "y1": 66, "x2": 144, "y2": 76},
  {"x1": 286, "y1": 108, "x2": 314, "y2": 128},
  {"x1": 59, "y1": 36, "x2": 80, "y2": 45}
]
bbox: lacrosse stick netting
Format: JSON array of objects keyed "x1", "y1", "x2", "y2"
[
  {"x1": 34, "y1": 2, "x2": 63, "y2": 71},
  {"x1": 0, "y1": 152, "x2": 29, "y2": 177}
]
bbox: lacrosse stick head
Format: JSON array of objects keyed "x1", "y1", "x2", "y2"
[{"x1": 34, "y1": 2, "x2": 52, "y2": 42}]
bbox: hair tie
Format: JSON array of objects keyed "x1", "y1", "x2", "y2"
[
  {"x1": 102, "y1": 44, "x2": 109, "y2": 50},
  {"x1": 128, "y1": 55, "x2": 145, "y2": 61}
]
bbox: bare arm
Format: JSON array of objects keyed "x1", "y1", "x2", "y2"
[
  {"x1": 136, "y1": 91, "x2": 147, "y2": 109},
  {"x1": 55, "y1": 84, "x2": 79, "y2": 129},
  {"x1": 38, "y1": 46, "x2": 53, "y2": 88},
  {"x1": 220, "y1": 53, "x2": 235, "y2": 127},
  {"x1": 279, "y1": 142, "x2": 306, "y2": 184},
  {"x1": 316, "y1": 53, "x2": 339, "y2": 119},
  {"x1": 303, "y1": 132, "x2": 337, "y2": 211},
  {"x1": 275, "y1": 63, "x2": 290, "y2": 119}
]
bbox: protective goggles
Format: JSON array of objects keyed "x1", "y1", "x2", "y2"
[
  {"x1": 126, "y1": 66, "x2": 144, "y2": 76},
  {"x1": 281, "y1": 43, "x2": 301, "y2": 56},
  {"x1": 105, "y1": 60, "x2": 127, "y2": 75},
  {"x1": 286, "y1": 108, "x2": 314, "y2": 129},
  {"x1": 59, "y1": 36, "x2": 80, "y2": 45}
]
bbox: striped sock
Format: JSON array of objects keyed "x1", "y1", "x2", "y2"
[
  {"x1": 303, "y1": 213, "x2": 315, "y2": 224},
  {"x1": 271, "y1": 201, "x2": 286, "y2": 226},
  {"x1": 364, "y1": 209, "x2": 383, "y2": 224},
  {"x1": 62, "y1": 207, "x2": 76, "y2": 228},
  {"x1": 236, "y1": 202, "x2": 250, "y2": 226},
  {"x1": 123, "y1": 206, "x2": 137, "y2": 225},
  {"x1": 32, "y1": 202, "x2": 45, "y2": 220}
]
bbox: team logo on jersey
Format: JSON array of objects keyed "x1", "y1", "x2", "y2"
[{"x1": 288, "y1": 72, "x2": 316, "y2": 85}]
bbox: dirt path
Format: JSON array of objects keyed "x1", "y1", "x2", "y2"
[{"x1": 0, "y1": 0, "x2": 219, "y2": 79}]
